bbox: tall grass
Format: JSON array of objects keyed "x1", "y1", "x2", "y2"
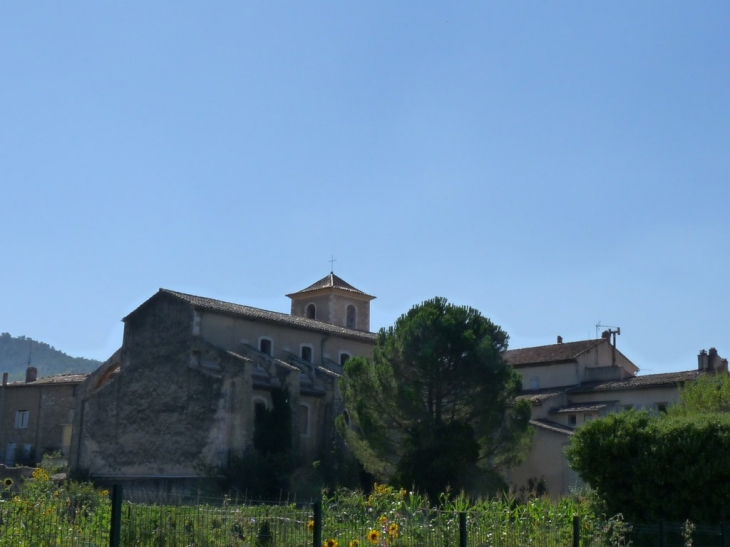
[{"x1": 0, "y1": 472, "x2": 648, "y2": 547}]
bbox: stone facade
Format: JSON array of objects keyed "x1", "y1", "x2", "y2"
[
  {"x1": 0, "y1": 368, "x2": 87, "y2": 465},
  {"x1": 69, "y1": 275, "x2": 377, "y2": 485}
]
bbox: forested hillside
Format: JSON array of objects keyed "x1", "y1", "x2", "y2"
[{"x1": 0, "y1": 333, "x2": 101, "y2": 381}]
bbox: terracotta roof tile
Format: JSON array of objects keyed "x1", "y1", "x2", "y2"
[
  {"x1": 568, "y1": 370, "x2": 700, "y2": 393},
  {"x1": 505, "y1": 339, "x2": 605, "y2": 368},
  {"x1": 286, "y1": 273, "x2": 375, "y2": 299},
  {"x1": 529, "y1": 419, "x2": 574, "y2": 436},
  {"x1": 7, "y1": 373, "x2": 89, "y2": 387},
  {"x1": 157, "y1": 289, "x2": 377, "y2": 343},
  {"x1": 551, "y1": 401, "x2": 617, "y2": 413}
]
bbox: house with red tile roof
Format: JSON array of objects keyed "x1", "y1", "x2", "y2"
[{"x1": 506, "y1": 335, "x2": 726, "y2": 497}]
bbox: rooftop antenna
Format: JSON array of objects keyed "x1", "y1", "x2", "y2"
[
  {"x1": 596, "y1": 322, "x2": 621, "y2": 346},
  {"x1": 329, "y1": 255, "x2": 336, "y2": 273}
]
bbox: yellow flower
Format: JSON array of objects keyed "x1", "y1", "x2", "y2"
[
  {"x1": 32, "y1": 468, "x2": 49, "y2": 481},
  {"x1": 379, "y1": 515, "x2": 388, "y2": 525},
  {"x1": 100, "y1": 489, "x2": 109, "y2": 497},
  {"x1": 367, "y1": 530, "x2": 380, "y2": 544},
  {"x1": 324, "y1": 539, "x2": 338, "y2": 547},
  {"x1": 388, "y1": 523, "x2": 399, "y2": 538},
  {"x1": 349, "y1": 541, "x2": 360, "y2": 547},
  {"x1": 308, "y1": 520, "x2": 315, "y2": 532}
]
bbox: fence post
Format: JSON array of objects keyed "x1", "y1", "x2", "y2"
[
  {"x1": 723, "y1": 521, "x2": 729, "y2": 547},
  {"x1": 109, "y1": 484, "x2": 122, "y2": 547},
  {"x1": 573, "y1": 515, "x2": 580, "y2": 547},
  {"x1": 313, "y1": 496, "x2": 322, "y2": 547},
  {"x1": 659, "y1": 520, "x2": 666, "y2": 547},
  {"x1": 459, "y1": 512, "x2": 467, "y2": 547}
]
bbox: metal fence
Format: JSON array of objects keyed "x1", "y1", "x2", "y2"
[{"x1": 3, "y1": 484, "x2": 730, "y2": 547}]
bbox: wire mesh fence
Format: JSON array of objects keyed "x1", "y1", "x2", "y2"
[{"x1": 3, "y1": 484, "x2": 730, "y2": 547}]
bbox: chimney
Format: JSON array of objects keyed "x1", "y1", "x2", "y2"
[
  {"x1": 601, "y1": 330, "x2": 611, "y2": 340},
  {"x1": 25, "y1": 367, "x2": 37, "y2": 383},
  {"x1": 557, "y1": 336, "x2": 563, "y2": 344},
  {"x1": 1, "y1": 373, "x2": 6, "y2": 387},
  {"x1": 698, "y1": 350, "x2": 709, "y2": 371},
  {"x1": 709, "y1": 348, "x2": 720, "y2": 372}
]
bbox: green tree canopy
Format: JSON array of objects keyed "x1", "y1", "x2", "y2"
[
  {"x1": 668, "y1": 372, "x2": 730, "y2": 416},
  {"x1": 565, "y1": 409, "x2": 730, "y2": 524},
  {"x1": 336, "y1": 297, "x2": 532, "y2": 499}
]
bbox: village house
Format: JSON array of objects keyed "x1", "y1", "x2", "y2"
[
  {"x1": 507, "y1": 334, "x2": 727, "y2": 497},
  {"x1": 0, "y1": 368, "x2": 88, "y2": 465},
  {"x1": 68, "y1": 273, "x2": 377, "y2": 489}
]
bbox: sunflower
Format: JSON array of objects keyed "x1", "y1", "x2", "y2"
[
  {"x1": 308, "y1": 520, "x2": 315, "y2": 532},
  {"x1": 349, "y1": 540, "x2": 360, "y2": 547},
  {"x1": 3, "y1": 478, "x2": 13, "y2": 487},
  {"x1": 323, "y1": 539, "x2": 338, "y2": 547},
  {"x1": 388, "y1": 523, "x2": 399, "y2": 538},
  {"x1": 367, "y1": 530, "x2": 380, "y2": 544}
]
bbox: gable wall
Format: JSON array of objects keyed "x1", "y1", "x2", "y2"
[{"x1": 73, "y1": 294, "x2": 231, "y2": 477}]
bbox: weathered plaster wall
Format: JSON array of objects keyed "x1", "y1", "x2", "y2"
[
  {"x1": 509, "y1": 428, "x2": 578, "y2": 498},
  {"x1": 199, "y1": 312, "x2": 374, "y2": 365}
]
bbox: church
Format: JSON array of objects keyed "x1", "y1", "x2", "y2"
[
  {"x1": 68, "y1": 273, "x2": 376, "y2": 489},
  {"x1": 68, "y1": 272, "x2": 719, "y2": 498}
]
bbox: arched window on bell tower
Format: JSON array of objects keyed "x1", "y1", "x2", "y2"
[
  {"x1": 306, "y1": 303, "x2": 316, "y2": 319},
  {"x1": 346, "y1": 305, "x2": 356, "y2": 329}
]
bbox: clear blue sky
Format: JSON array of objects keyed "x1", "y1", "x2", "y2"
[{"x1": 1, "y1": 2, "x2": 728, "y2": 374}]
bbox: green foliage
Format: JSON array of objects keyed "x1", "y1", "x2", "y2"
[
  {"x1": 0, "y1": 332, "x2": 100, "y2": 380},
  {"x1": 337, "y1": 297, "x2": 532, "y2": 500},
  {"x1": 566, "y1": 409, "x2": 730, "y2": 523},
  {"x1": 253, "y1": 388, "x2": 292, "y2": 455},
  {"x1": 224, "y1": 387, "x2": 297, "y2": 498},
  {"x1": 669, "y1": 373, "x2": 730, "y2": 416}
]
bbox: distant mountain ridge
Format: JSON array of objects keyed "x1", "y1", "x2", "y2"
[{"x1": 0, "y1": 333, "x2": 101, "y2": 381}]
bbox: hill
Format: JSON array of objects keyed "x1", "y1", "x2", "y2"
[{"x1": 0, "y1": 333, "x2": 101, "y2": 381}]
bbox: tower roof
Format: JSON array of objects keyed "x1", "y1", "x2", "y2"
[{"x1": 286, "y1": 273, "x2": 375, "y2": 300}]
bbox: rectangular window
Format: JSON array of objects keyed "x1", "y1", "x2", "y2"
[
  {"x1": 301, "y1": 346, "x2": 313, "y2": 363},
  {"x1": 568, "y1": 415, "x2": 577, "y2": 426},
  {"x1": 339, "y1": 353, "x2": 351, "y2": 366},
  {"x1": 259, "y1": 339, "x2": 272, "y2": 356},
  {"x1": 15, "y1": 410, "x2": 29, "y2": 429}
]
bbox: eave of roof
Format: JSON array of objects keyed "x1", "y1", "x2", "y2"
[
  {"x1": 551, "y1": 401, "x2": 618, "y2": 413},
  {"x1": 568, "y1": 370, "x2": 700, "y2": 394},
  {"x1": 286, "y1": 273, "x2": 375, "y2": 300},
  {"x1": 530, "y1": 419, "x2": 574, "y2": 436},
  {"x1": 152, "y1": 289, "x2": 377, "y2": 343},
  {"x1": 516, "y1": 387, "x2": 571, "y2": 405}
]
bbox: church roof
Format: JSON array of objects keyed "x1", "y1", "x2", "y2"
[
  {"x1": 149, "y1": 289, "x2": 377, "y2": 343},
  {"x1": 504, "y1": 339, "x2": 605, "y2": 368},
  {"x1": 286, "y1": 273, "x2": 375, "y2": 299}
]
